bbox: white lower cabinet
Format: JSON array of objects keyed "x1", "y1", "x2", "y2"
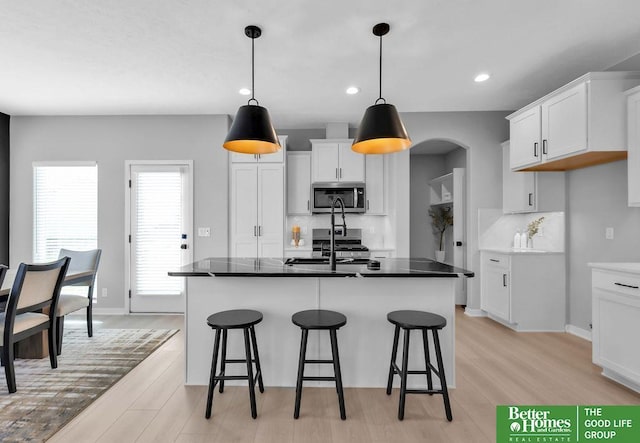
[
  {"x1": 591, "y1": 266, "x2": 640, "y2": 392},
  {"x1": 480, "y1": 251, "x2": 565, "y2": 331},
  {"x1": 230, "y1": 163, "x2": 284, "y2": 258}
]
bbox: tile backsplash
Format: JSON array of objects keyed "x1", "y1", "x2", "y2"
[
  {"x1": 286, "y1": 215, "x2": 393, "y2": 249},
  {"x1": 478, "y1": 210, "x2": 565, "y2": 252}
]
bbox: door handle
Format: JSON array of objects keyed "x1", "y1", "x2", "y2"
[
  {"x1": 456, "y1": 241, "x2": 463, "y2": 246},
  {"x1": 542, "y1": 139, "x2": 547, "y2": 155},
  {"x1": 534, "y1": 142, "x2": 538, "y2": 157},
  {"x1": 528, "y1": 193, "x2": 533, "y2": 206},
  {"x1": 503, "y1": 274, "x2": 507, "y2": 287}
]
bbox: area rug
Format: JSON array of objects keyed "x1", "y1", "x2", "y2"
[{"x1": 0, "y1": 328, "x2": 178, "y2": 442}]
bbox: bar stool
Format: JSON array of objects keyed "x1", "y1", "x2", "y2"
[
  {"x1": 205, "y1": 309, "x2": 264, "y2": 419},
  {"x1": 292, "y1": 309, "x2": 347, "y2": 420},
  {"x1": 386, "y1": 310, "x2": 452, "y2": 421}
]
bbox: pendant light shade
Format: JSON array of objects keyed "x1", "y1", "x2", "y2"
[
  {"x1": 353, "y1": 23, "x2": 411, "y2": 154},
  {"x1": 223, "y1": 25, "x2": 280, "y2": 155}
]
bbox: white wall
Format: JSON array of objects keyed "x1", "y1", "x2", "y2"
[
  {"x1": 10, "y1": 115, "x2": 230, "y2": 311},
  {"x1": 410, "y1": 155, "x2": 446, "y2": 258},
  {"x1": 392, "y1": 111, "x2": 509, "y2": 312}
]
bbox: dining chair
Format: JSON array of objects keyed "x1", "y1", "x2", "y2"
[
  {"x1": 55, "y1": 249, "x2": 101, "y2": 354},
  {"x1": 0, "y1": 257, "x2": 70, "y2": 393}
]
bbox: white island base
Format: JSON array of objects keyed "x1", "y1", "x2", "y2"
[{"x1": 185, "y1": 276, "x2": 455, "y2": 389}]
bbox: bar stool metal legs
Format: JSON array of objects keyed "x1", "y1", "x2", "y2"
[
  {"x1": 386, "y1": 310, "x2": 452, "y2": 422},
  {"x1": 205, "y1": 309, "x2": 264, "y2": 420}
]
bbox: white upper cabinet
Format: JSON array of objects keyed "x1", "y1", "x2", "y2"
[
  {"x1": 502, "y1": 142, "x2": 537, "y2": 213},
  {"x1": 508, "y1": 72, "x2": 640, "y2": 172},
  {"x1": 311, "y1": 139, "x2": 365, "y2": 182},
  {"x1": 230, "y1": 136, "x2": 287, "y2": 163},
  {"x1": 287, "y1": 152, "x2": 311, "y2": 215},
  {"x1": 365, "y1": 155, "x2": 385, "y2": 214},
  {"x1": 628, "y1": 86, "x2": 640, "y2": 207}
]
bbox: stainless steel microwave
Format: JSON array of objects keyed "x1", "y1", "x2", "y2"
[{"x1": 311, "y1": 182, "x2": 366, "y2": 213}]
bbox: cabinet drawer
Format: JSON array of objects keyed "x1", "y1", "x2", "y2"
[
  {"x1": 593, "y1": 270, "x2": 640, "y2": 298},
  {"x1": 482, "y1": 253, "x2": 510, "y2": 269}
]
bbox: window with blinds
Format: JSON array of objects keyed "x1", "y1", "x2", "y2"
[
  {"x1": 33, "y1": 164, "x2": 98, "y2": 263},
  {"x1": 132, "y1": 168, "x2": 185, "y2": 296}
]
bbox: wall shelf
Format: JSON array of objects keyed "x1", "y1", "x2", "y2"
[{"x1": 429, "y1": 172, "x2": 454, "y2": 206}]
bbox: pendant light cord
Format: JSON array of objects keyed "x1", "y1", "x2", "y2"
[
  {"x1": 376, "y1": 32, "x2": 386, "y2": 105},
  {"x1": 249, "y1": 34, "x2": 258, "y2": 105}
]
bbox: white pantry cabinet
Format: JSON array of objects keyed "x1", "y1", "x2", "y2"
[
  {"x1": 311, "y1": 139, "x2": 365, "y2": 183},
  {"x1": 502, "y1": 141, "x2": 566, "y2": 213},
  {"x1": 591, "y1": 264, "x2": 640, "y2": 393},
  {"x1": 627, "y1": 86, "x2": 640, "y2": 206},
  {"x1": 365, "y1": 155, "x2": 385, "y2": 214},
  {"x1": 230, "y1": 136, "x2": 287, "y2": 164},
  {"x1": 507, "y1": 72, "x2": 640, "y2": 172},
  {"x1": 287, "y1": 152, "x2": 311, "y2": 215},
  {"x1": 480, "y1": 251, "x2": 565, "y2": 331}
]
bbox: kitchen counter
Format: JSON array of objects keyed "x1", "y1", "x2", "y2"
[
  {"x1": 479, "y1": 247, "x2": 564, "y2": 255},
  {"x1": 169, "y1": 257, "x2": 474, "y2": 278},
  {"x1": 172, "y1": 257, "x2": 473, "y2": 389}
]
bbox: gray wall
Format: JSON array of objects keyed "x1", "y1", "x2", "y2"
[
  {"x1": 276, "y1": 128, "x2": 328, "y2": 151},
  {"x1": 10, "y1": 115, "x2": 230, "y2": 311},
  {"x1": 0, "y1": 113, "x2": 8, "y2": 265},
  {"x1": 394, "y1": 111, "x2": 509, "y2": 311},
  {"x1": 567, "y1": 161, "x2": 640, "y2": 329},
  {"x1": 410, "y1": 155, "x2": 446, "y2": 258},
  {"x1": 444, "y1": 147, "x2": 467, "y2": 171}
]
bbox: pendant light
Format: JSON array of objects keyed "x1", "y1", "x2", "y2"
[
  {"x1": 352, "y1": 23, "x2": 411, "y2": 154},
  {"x1": 223, "y1": 25, "x2": 280, "y2": 155}
]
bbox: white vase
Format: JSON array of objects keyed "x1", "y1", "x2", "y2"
[{"x1": 435, "y1": 250, "x2": 446, "y2": 262}]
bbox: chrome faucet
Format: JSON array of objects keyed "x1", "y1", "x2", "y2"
[{"x1": 330, "y1": 197, "x2": 347, "y2": 271}]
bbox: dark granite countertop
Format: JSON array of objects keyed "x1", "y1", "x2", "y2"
[{"x1": 168, "y1": 257, "x2": 474, "y2": 278}]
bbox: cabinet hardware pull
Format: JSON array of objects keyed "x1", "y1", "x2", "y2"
[
  {"x1": 253, "y1": 226, "x2": 257, "y2": 237},
  {"x1": 307, "y1": 200, "x2": 310, "y2": 211},
  {"x1": 503, "y1": 274, "x2": 507, "y2": 287},
  {"x1": 367, "y1": 200, "x2": 370, "y2": 210},
  {"x1": 542, "y1": 139, "x2": 547, "y2": 155},
  {"x1": 534, "y1": 142, "x2": 538, "y2": 157},
  {"x1": 490, "y1": 258, "x2": 500, "y2": 263},
  {"x1": 614, "y1": 282, "x2": 639, "y2": 289},
  {"x1": 258, "y1": 226, "x2": 262, "y2": 236},
  {"x1": 340, "y1": 168, "x2": 342, "y2": 178},
  {"x1": 528, "y1": 193, "x2": 533, "y2": 206},
  {"x1": 336, "y1": 168, "x2": 338, "y2": 179}
]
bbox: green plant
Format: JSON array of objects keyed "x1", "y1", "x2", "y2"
[
  {"x1": 429, "y1": 206, "x2": 453, "y2": 251},
  {"x1": 527, "y1": 216, "x2": 545, "y2": 240}
]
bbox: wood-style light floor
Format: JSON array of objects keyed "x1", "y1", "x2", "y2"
[{"x1": 47, "y1": 308, "x2": 639, "y2": 442}]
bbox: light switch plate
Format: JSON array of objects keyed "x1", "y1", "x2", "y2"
[
  {"x1": 198, "y1": 227, "x2": 211, "y2": 237},
  {"x1": 605, "y1": 227, "x2": 614, "y2": 240}
]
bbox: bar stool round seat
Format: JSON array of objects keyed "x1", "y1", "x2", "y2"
[
  {"x1": 292, "y1": 309, "x2": 347, "y2": 330},
  {"x1": 205, "y1": 309, "x2": 264, "y2": 420},
  {"x1": 387, "y1": 310, "x2": 446, "y2": 330},
  {"x1": 386, "y1": 310, "x2": 452, "y2": 422},
  {"x1": 207, "y1": 309, "x2": 263, "y2": 329},
  {"x1": 292, "y1": 309, "x2": 347, "y2": 420}
]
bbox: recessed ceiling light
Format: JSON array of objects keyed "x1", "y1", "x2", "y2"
[
  {"x1": 474, "y1": 73, "x2": 490, "y2": 83},
  {"x1": 346, "y1": 86, "x2": 360, "y2": 95},
  {"x1": 238, "y1": 88, "x2": 251, "y2": 95}
]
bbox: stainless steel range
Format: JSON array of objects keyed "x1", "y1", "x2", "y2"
[{"x1": 311, "y1": 228, "x2": 370, "y2": 258}]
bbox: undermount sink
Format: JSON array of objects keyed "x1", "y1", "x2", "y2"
[{"x1": 284, "y1": 257, "x2": 372, "y2": 266}]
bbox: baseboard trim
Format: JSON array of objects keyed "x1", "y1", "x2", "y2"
[
  {"x1": 464, "y1": 308, "x2": 487, "y2": 317},
  {"x1": 565, "y1": 324, "x2": 592, "y2": 342}
]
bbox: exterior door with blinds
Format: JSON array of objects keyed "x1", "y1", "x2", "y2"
[{"x1": 129, "y1": 163, "x2": 192, "y2": 313}]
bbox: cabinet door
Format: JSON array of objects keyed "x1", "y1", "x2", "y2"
[
  {"x1": 502, "y1": 142, "x2": 537, "y2": 213},
  {"x1": 481, "y1": 256, "x2": 510, "y2": 321},
  {"x1": 365, "y1": 155, "x2": 384, "y2": 214},
  {"x1": 542, "y1": 82, "x2": 587, "y2": 160},
  {"x1": 628, "y1": 91, "x2": 640, "y2": 206},
  {"x1": 287, "y1": 152, "x2": 311, "y2": 214},
  {"x1": 257, "y1": 164, "x2": 284, "y2": 258},
  {"x1": 230, "y1": 164, "x2": 258, "y2": 257},
  {"x1": 312, "y1": 143, "x2": 339, "y2": 182},
  {"x1": 338, "y1": 143, "x2": 365, "y2": 182},
  {"x1": 510, "y1": 106, "x2": 542, "y2": 169}
]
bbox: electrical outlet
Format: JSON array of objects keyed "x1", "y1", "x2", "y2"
[
  {"x1": 198, "y1": 227, "x2": 211, "y2": 237},
  {"x1": 369, "y1": 227, "x2": 375, "y2": 234},
  {"x1": 302, "y1": 226, "x2": 308, "y2": 234},
  {"x1": 605, "y1": 227, "x2": 614, "y2": 240},
  {"x1": 101, "y1": 288, "x2": 108, "y2": 297}
]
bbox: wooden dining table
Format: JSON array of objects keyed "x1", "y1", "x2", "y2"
[{"x1": 1, "y1": 268, "x2": 95, "y2": 358}]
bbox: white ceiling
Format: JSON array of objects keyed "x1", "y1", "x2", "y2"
[{"x1": 1, "y1": 1, "x2": 640, "y2": 128}]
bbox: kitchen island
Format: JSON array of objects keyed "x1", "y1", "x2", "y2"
[{"x1": 169, "y1": 257, "x2": 473, "y2": 389}]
